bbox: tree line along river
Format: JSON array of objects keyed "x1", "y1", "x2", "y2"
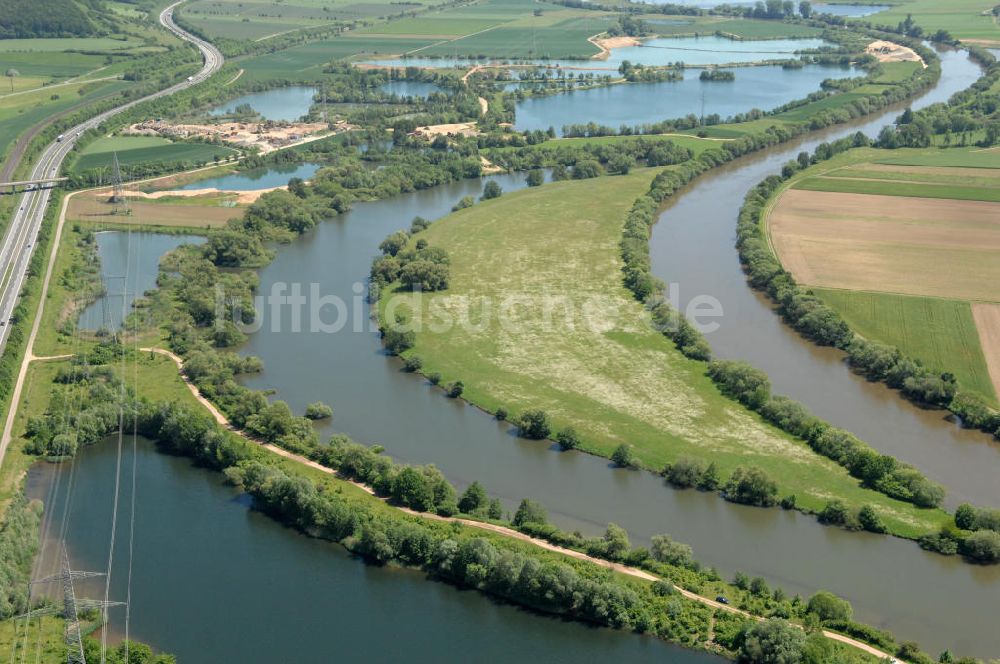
[{"x1": 32, "y1": 45, "x2": 999, "y2": 660}]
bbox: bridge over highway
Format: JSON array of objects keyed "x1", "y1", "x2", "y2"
[{"x1": 0, "y1": 177, "x2": 68, "y2": 193}]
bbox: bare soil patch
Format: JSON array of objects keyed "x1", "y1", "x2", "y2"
[
  {"x1": 411, "y1": 122, "x2": 479, "y2": 138},
  {"x1": 972, "y1": 303, "x2": 1000, "y2": 399},
  {"x1": 590, "y1": 35, "x2": 640, "y2": 60},
  {"x1": 770, "y1": 189, "x2": 1000, "y2": 301},
  {"x1": 866, "y1": 39, "x2": 925, "y2": 67},
  {"x1": 67, "y1": 191, "x2": 240, "y2": 228}
]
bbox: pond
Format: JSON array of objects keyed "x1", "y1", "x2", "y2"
[
  {"x1": 209, "y1": 86, "x2": 317, "y2": 122},
  {"x1": 513, "y1": 63, "x2": 854, "y2": 134},
  {"x1": 812, "y1": 4, "x2": 892, "y2": 18},
  {"x1": 28, "y1": 438, "x2": 724, "y2": 664},
  {"x1": 77, "y1": 232, "x2": 203, "y2": 332},
  {"x1": 651, "y1": 0, "x2": 890, "y2": 15},
  {"x1": 361, "y1": 35, "x2": 831, "y2": 69},
  {"x1": 179, "y1": 162, "x2": 323, "y2": 191}
]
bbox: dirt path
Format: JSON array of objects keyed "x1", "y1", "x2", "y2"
[
  {"x1": 144, "y1": 347, "x2": 900, "y2": 662},
  {"x1": 972, "y1": 303, "x2": 1000, "y2": 400},
  {"x1": 225, "y1": 69, "x2": 244, "y2": 86},
  {"x1": 477, "y1": 96, "x2": 488, "y2": 115}
]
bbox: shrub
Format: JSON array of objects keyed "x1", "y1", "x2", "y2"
[
  {"x1": 494, "y1": 407, "x2": 507, "y2": 421},
  {"x1": 518, "y1": 410, "x2": 551, "y2": 439},
  {"x1": 818, "y1": 500, "x2": 850, "y2": 526},
  {"x1": 664, "y1": 457, "x2": 705, "y2": 488},
  {"x1": 428, "y1": 372, "x2": 442, "y2": 385},
  {"x1": 303, "y1": 402, "x2": 333, "y2": 420},
  {"x1": 858, "y1": 505, "x2": 886, "y2": 533},
  {"x1": 857, "y1": 505, "x2": 887, "y2": 533},
  {"x1": 458, "y1": 481, "x2": 488, "y2": 514},
  {"x1": 446, "y1": 381, "x2": 464, "y2": 398},
  {"x1": 403, "y1": 356, "x2": 423, "y2": 372},
  {"x1": 382, "y1": 327, "x2": 415, "y2": 355},
  {"x1": 611, "y1": 444, "x2": 636, "y2": 469},
  {"x1": 738, "y1": 619, "x2": 805, "y2": 664},
  {"x1": 481, "y1": 180, "x2": 502, "y2": 200},
  {"x1": 556, "y1": 427, "x2": 580, "y2": 451},
  {"x1": 723, "y1": 466, "x2": 777, "y2": 507},
  {"x1": 512, "y1": 499, "x2": 547, "y2": 527},
  {"x1": 707, "y1": 360, "x2": 771, "y2": 410},
  {"x1": 650, "y1": 534, "x2": 696, "y2": 568},
  {"x1": 807, "y1": 591, "x2": 853, "y2": 623},
  {"x1": 959, "y1": 530, "x2": 1000, "y2": 563}
]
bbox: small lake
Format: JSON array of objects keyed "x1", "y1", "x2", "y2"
[
  {"x1": 27, "y1": 438, "x2": 725, "y2": 664},
  {"x1": 209, "y1": 86, "x2": 317, "y2": 122},
  {"x1": 813, "y1": 4, "x2": 892, "y2": 17},
  {"x1": 514, "y1": 63, "x2": 854, "y2": 134},
  {"x1": 379, "y1": 80, "x2": 441, "y2": 98},
  {"x1": 180, "y1": 162, "x2": 323, "y2": 191},
  {"x1": 653, "y1": 0, "x2": 890, "y2": 14},
  {"x1": 362, "y1": 36, "x2": 829, "y2": 69},
  {"x1": 78, "y1": 232, "x2": 203, "y2": 332}
]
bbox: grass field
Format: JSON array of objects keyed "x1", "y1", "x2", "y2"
[
  {"x1": 0, "y1": 616, "x2": 69, "y2": 664},
  {"x1": 813, "y1": 289, "x2": 997, "y2": 402},
  {"x1": 861, "y1": 0, "x2": 1000, "y2": 45},
  {"x1": 0, "y1": 79, "x2": 132, "y2": 164},
  {"x1": 181, "y1": 0, "x2": 451, "y2": 41},
  {"x1": 873, "y1": 148, "x2": 1000, "y2": 168},
  {"x1": 240, "y1": 36, "x2": 442, "y2": 80},
  {"x1": 0, "y1": 37, "x2": 143, "y2": 52},
  {"x1": 70, "y1": 137, "x2": 237, "y2": 173},
  {"x1": 379, "y1": 170, "x2": 947, "y2": 537},
  {"x1": 792, "y1": 175, "x2": 1000, "y2": 201}
]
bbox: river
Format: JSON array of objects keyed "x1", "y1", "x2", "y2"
[
  {"x1": 649, "y1": 46, "x2": 1000, "y2": 511},
  {"x1": 27, "y1": 438, "x2": 722, "y2": 664},
  {"x1": 49, "y1": 47, "x2": 1000, "y2": 659}
]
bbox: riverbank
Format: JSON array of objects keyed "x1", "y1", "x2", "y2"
[{"x1": 143, "y1": 346, "x2": 901, "y2": 663}]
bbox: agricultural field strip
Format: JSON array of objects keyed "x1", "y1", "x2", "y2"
[
  {"x1": 971, "y1": 303, "x2": 1000, "y2": 401},
  {"x1": 812, "y1": 288, "x2": 998, "y2": 402},
  {"x1": 769, "y1": 189, "x2": 1000, "y2": 302}
]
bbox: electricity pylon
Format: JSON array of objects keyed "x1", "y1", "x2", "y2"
[
  {"x1": 20, "y1": 546, "x2": 124, "y2": 664},
  {"x1": 110, "y1": 152, "x2": 129, "y2": 216}
]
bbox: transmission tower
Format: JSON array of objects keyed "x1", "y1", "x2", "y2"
[
  {"x1": 110, "y1": 152, "x2": 129, "y2": 216},
  {"x1": 20, "y1": 546, "x2": 124, "y2": 664}
]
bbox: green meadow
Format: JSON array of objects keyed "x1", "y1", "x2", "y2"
[
  {"x1": 792, "y1": 175, "x2": 1000, "y2": 201},
  {"x1": 381, "y1": 170, "x2": 948, "y2": 537},
  {"x1": 814, "y1": 289, "x2": 997, "y2": 403},
  {"x1": 71, "y1": 136, "x2": 236, "y2": 173}
]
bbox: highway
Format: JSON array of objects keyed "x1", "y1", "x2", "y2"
[{"x1": 0, "y1": 1, "x2": 223, "y2": 351}]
